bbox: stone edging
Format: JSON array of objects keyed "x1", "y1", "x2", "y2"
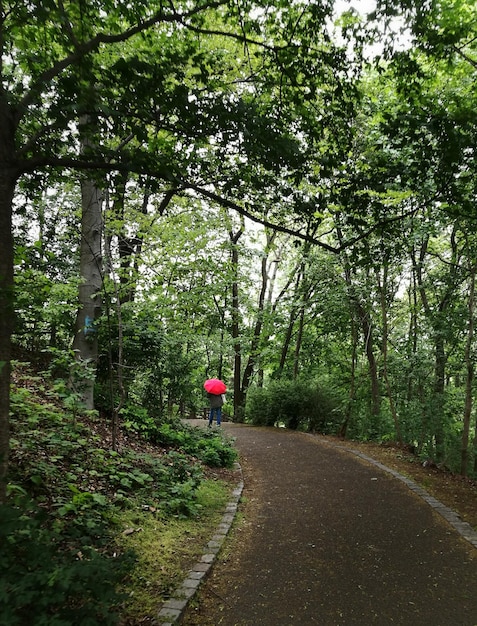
[
  {"x1": 156, "y1": 461, "x2": 244, "y2": 625},
  {"x1": 318, "y1": 437, "x2": 477, "y2": 550}
]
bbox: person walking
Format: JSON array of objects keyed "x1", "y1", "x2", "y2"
[
  {"x1": 207, "y1": 392, "x2": 224, "y2": 426},
  {"x1": 203, "y1": 378, "x2": 227, "y2": 426}
]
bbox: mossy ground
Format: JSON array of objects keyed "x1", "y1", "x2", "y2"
[{"x1": 117, "y1": 478, "x2": 235, "y2": 624}]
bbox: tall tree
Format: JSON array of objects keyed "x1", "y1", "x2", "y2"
[{"x1": 2, "y1": 0, "x2": 356, "y2": 497}]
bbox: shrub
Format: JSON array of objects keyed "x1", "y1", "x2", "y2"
[
  {"x1": 156, "y1": 421, "x2": 238, "y2": 468},
  {"x1": 120, "y1": 404, "x2": 160, "y2": 440},
  {"x1": 244, "y1": 387, "x2": 276, "y2": 427},
  {"x1": 245, "y1": 379, "x2": 344, "y2": 432},
  {"x1": 196, "y1": 431, "x2": 238, "y2": 468},
  {"x1": 0, "y1": 501, "x2": 132, "y2": 626}
]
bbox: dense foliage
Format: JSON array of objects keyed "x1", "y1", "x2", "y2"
[
  {"x1": 246, "y1": 379, "x2": 344, "y2": 433},
  {"x1": 4, "y1": 0, "x2": 477, "y2": 480},
  {"x1": 2, "y1": 364, "x2": 236, "y2": 624}
]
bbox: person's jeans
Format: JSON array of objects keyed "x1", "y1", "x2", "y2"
[{"x1": 209, "y1": 407, "x2": 222, "y2": 426}]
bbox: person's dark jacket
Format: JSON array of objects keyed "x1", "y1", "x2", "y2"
[{"x1": 207, "y1": 392, "x2": 224, "y2": 408}]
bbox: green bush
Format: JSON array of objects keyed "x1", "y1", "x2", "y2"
[
  {"x1": 156, "y1": 421, "x2": 238, "y2": 468},
  {"x1": 120, "y1": 404, "x2": 160, "y2": 440},
  {"x1": 0, "y1": 501, "x2": 132, "y2": 626},
  {"x1": 196, "y1": 431, "x2": 238, "y2": 468},
  {"x1": 245, "y1": 379, "x2": 344, "y2": 432},
  {"x1": 244, "y1": 387, "x2": 277, "y2": 427}
]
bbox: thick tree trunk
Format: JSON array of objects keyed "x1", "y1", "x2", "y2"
[
  {"x1": 72, "y1": 176, "x2": 103, "y2": 409},
  {"x1": 0, "y1": 172, "x2": 15, "y2": 502},
  {"x1": 0, "y1": 90, "x2": 18, "y2": 501},
  {"x1": 71, "y1": 113, "x2": 104, "y2": 409}
]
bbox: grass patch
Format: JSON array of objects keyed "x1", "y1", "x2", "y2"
[{"x1": 117, "y1": 479, "x2": 232, "y2": 623}]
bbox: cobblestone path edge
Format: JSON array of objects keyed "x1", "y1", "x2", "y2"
[
  {"x1": 317, "y1": 436, "x2": 477, "y2": 550},
  {"x1": 155, "y1": 461, "x2": 244, "y2": 625}
]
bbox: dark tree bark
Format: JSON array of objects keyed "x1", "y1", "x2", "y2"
[
  {"x1": 461, "y1": 259, "x2": 475, "y2": 475},
  {"x1": 0, "y1": 171, "x2": 15, "y2": 503},
  {"x1": 241, "y1": 231, "x2": 275, "y2": 397},
  {"x1": 0, "y1": 94, "x2": 18, "y2": 502},
  {"x1": 229, "y1": 225, "x2": 244, "y2": 421},
  {"x1": 339, "y1": 317, "x2": 358, "y2": 438},
  {"x1": 376, "y1": 262, "x2": 403, "y2": 444}
]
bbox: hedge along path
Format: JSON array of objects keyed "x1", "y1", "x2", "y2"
[{"x1": 179, "y1": 423, "x2": 477, "y2": 626}]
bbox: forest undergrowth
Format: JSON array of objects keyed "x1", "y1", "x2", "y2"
[{"x1": 2, "y1": 362, "x2": 238, "y2": 626}]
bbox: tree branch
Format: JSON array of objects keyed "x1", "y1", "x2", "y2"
[
  {"x1": 18, "y1": 154, "x2": 427, "y2": 256},
  {"x1": 183, "y1": 181, "x2": 339, "y2": 252},
  {"x1": 451, "y1": 43, "x2": 477, "y2": 69},
  {"x1": 15, "y1": 0, "x2": 229, "y2": 122}
]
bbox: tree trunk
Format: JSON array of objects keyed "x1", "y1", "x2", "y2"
[
  {"x1": 342, "y1": 265, "x2": 380, "y2": 421},
  {"x1": 413, "y1": 230, "x2": 462, "y2": 463},
  {"x1": 339, "y1": 317, "x2": 358, "y2": 438},
  {"x1": 461, "y1": 261, "x2": 475, "y2": 475},
  {"x1": 406, "y1": 261, "x2": 419, "y2": 402},
  {"x1": 277, "y1": 268, "x2": 303, "y2": 377},
  {"x1": 293, "y1": 306, "x2": 305, "y2": 380},
  {"x1": 255, "y1": 238, "x2": 290, "y2": 386},
  {"x1": 0, "y1": 171, "x2": 15, "y2": 502},
  {"x1": 72, "y1": 175, "x2": 103, "y2": 410},
  {"x1": 241, "y1": 231, "x2": 274, "y2": 395},
  {"x1": 336, "y1": 228, "x2": 380, "y2": 421},
  {"x1": 229, "y1": 225, "x2": 244, "y2": 421},
  {"x1": 360, "y1": 301, "x2": 381, "y2": 420},
  {"x1": 277, "y1": 308, "x2": 297, "y2": 376},
  {"x1": 432, "y1": 328, "x2": 447, "y2": 461},
  {"x1": 377, "y1": 263, "x2": 402, "y2": 444},
  {"x1": 71, "y1": 112, "x2": 104, "y2": 409},
  {"x1": 0, "y1": 91, "x2": 18, "y2": 500}
]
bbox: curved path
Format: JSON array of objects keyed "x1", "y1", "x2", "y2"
[{"x1": 182, "y1": 423, "x2": 477, "y2": 625}]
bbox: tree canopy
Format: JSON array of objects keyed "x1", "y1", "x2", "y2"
[{"x1": 3, "y1": 0, "x2": 477, "y2": 507}]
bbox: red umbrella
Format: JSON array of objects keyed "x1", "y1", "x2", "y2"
[{"x1": 204, "y1": 378, "x2": 227, "y2": 395}]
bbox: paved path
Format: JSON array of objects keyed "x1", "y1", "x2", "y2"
[{"x1": 181, "y1": 423, "x2": 477, "y2": 626}]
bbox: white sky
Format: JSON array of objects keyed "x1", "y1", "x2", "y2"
[{"x1": 335, "y1": 0, "x2": 377, "y2": 15}]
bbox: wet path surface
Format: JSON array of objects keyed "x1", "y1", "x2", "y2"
[{"x1": 182, "y1": 423, "x2": 477, "y2": 626}]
